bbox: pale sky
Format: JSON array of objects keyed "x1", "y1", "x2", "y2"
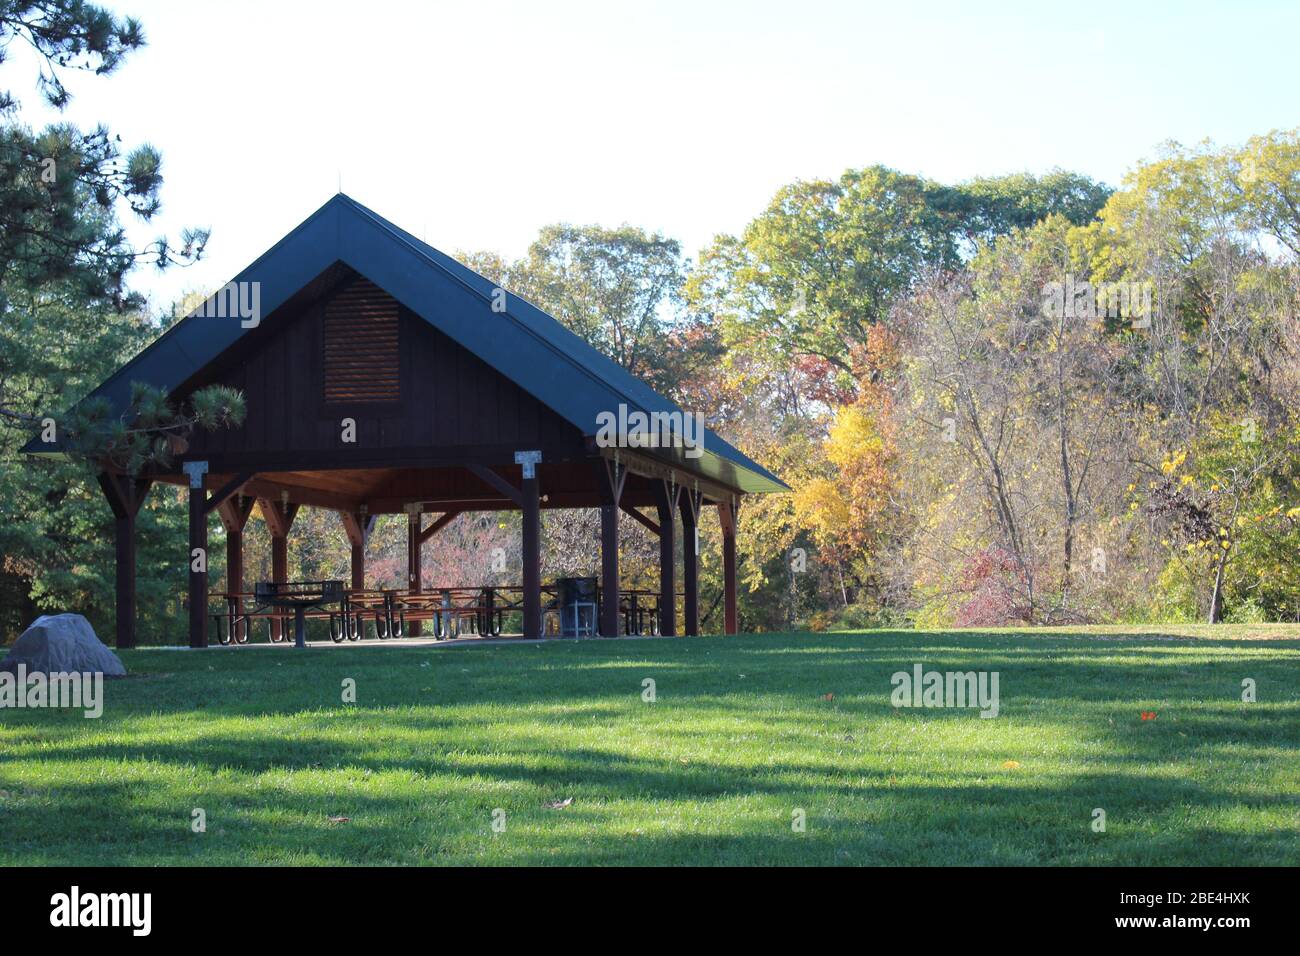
[{"x1": 8, "y1": 0, "x2": 1298, "y2": 313}]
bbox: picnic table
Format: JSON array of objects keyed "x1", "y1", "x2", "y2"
[
  {"x1": 255, "y1": 580, "x2": 345, "y2": 648},
  {"x1": 207, "y1": 582, "x2": 674, "y2": 645}
]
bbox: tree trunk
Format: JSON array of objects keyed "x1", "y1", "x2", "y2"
[{"x1": 1208, "y1": 550, "x2": 1228, "y2": 624}]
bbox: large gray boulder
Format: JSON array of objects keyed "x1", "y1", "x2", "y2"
[{"x1": 0, "y1": 614, "x2": 126, "y2": 676}]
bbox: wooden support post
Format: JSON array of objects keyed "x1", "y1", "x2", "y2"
[
  {"x1": 341, "y1": 510, "x2": 375, "y2": 591},
  {"x1": 521, "y1": 473, "x2": 541, "y2": 638},
  {"x1": 97, "y1": 472, "x2": 153, "y2": 650},
  {"x1": 681, "y1": 489, "x2": 701, "y2": 636},
  {"x1": 225, "y1": 521, "x2": 244, "y2": 601},
  {"x1": 350, "y1": 536, "x2": 365, "y2": 590},
  {"x1": 116, "y1": 509, "x2": 138, "y2": 647},
  {"x1": 719, "y1": 498, "x2": 739, "y2": 636},
  {"x1": 218, "y1": 495, "x2": 255, "y2": 644},
  {"x1": 596, "y1": 459, "x2": 626, "y2": 638},
  {"x1": 655, "y1": 479, "x2": 680, "y2": 637},
  {"x1": 271, "y1": 535, "x2": 287, "y2": 640},
  {"x1": 259, "y1": 497, "x2": 298, "y2": 641},
  {"x1": 406, "y1": 504, "x2": 423, "y2": 636},
  {"x1": 185, "y1": 461, "x2": 210, "y2": 649},
  {"x1": 218, "y1": 492, "x2": 255, "y2": 589},
  {"x1": 469, "y1": 458, "x2": 540, "y2": 638}
]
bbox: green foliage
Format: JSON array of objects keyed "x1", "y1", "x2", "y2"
[
  {"x1": 1148, "y1": 558, "x2": 1204, "y2": 624},
  {"x1": 0, "y1": 4, "x2": 226, "y2": 640},
  {"x1": 0, "y1": 1, "x2": 145, "y2": 113},
  {"x1": 686, "y1": 165, "x2": 1111, "y2": 396},
  {"x1": 462, "y1": 224, "x2": 699, "y2": 402},
  {"x1": 943, "y1": 169, "x2": 1112, "y2": 246},
  {"x1": 1235, "y1": 128, "x2": 1300, "y2": 257}
]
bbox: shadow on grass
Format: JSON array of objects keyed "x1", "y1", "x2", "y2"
[
  {"x1": 2, "y1": 762, "x2": 1295, "y2": 866},
  {"x1": 2, "y1": 631, "x2": 1297, "y2": 865}
]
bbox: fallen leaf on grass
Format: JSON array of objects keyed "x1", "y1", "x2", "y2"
[
  {"x1": 545, "y1": 798, "x2": 573, "y2": 810},
  {"x1": 821, "y1": 692, "x2": 835, "y2": 701},
  {"x1": 1002, "y1": 760, "x2": 1022, "y2": 770},
  {"x1": 328, "y1": 815, "x2": 350, "y2": 824}
]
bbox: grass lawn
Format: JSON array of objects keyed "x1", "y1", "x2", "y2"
[{"x1": 1, "y1": 627, "x2": 1297, "y2": 866}]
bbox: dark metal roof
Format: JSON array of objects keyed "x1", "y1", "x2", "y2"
[{"x1": 25, "y1": 194, "x2": 788, "y2": 494}]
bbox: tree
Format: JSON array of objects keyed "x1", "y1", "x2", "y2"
[
  {"x1": 0, "y1": 1, "x2": 208, "y2": 302},
  {"x1": 1234, "y1": 128, "x2": 1300, "y2": 258},
  {"x1": 687, "y1": 167, "x2": 957, "y2": 391},
  {"x1": 938, "y1": 170, "x2": 1113, "y2": 249},
  {"x1": 686, "y1": 165, "x2": 1112, "y2": 403},
  {"x1": 1, "y1": 1, "x2": 209, "y2": 428},
  {"x1": 465, "y1": 224, "x2": 694, "y2": 400},
  {"x1": 0, "y1": 3, "x2": 234, "y2": 640}
]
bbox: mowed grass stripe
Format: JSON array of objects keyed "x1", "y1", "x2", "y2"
[{"x1": 0, "y1": 629, "x2": 1296, "y2": 865}]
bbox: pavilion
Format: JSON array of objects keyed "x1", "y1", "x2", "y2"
[{"x1": 25, "y1": 195, "x2": 787, "y2": 648}]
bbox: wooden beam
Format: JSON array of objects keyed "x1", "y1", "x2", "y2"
[
  {"x1": 365, "y1": 491, "x2": 650, "y2": 513},
  {"x1": 417, "y1": 510, "x2": 461, "y2": 544},
  {"x1": 169, "y1": 442, "x2": 587, "y2": 477},
  {"x1": 217, "y1": 494, "x2": 256, "y2": 535},
  {"x1": 619, "y1": 502, "x2": 660, "y2": 536},
  {"x1": 96, "y1": 471, "x2": 151, "y2": 519},
  {"x1": 258, "y1": 498, "x2": 300, "y2": 539},
  {"x1": 339, "y1": 511, "x2": 375, "y2": 548},
  {"x1": 466, "y1": 463, "x2": 524, "y2": 507},
  {"x1": 154, "y1": 481, "x2": 669, "y2": 515},
  {"x1": 596, "y1": 446, "x2": 739, "y2": 508},
  {"x1": 203, "y1": 471, "x2": 255, "y2": 515},
  {"x1": 244, "y1": 479, "x2": 360, "y2": 514}
]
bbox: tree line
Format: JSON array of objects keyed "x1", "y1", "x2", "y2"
[{"x1": 2, "y1": 2, "x2": 1296, "y2": 640}]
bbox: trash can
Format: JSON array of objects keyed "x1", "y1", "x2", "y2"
[{"x1": 556, "y1": 576, "x2": 598, "y2": 637}]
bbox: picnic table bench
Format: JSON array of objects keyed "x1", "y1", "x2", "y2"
[{"x1": 207, "y1": 582, "x2": 672, "y2": 645}]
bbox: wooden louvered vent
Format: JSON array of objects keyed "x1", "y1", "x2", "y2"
[{"x1": 323, "y1": 279, "x2": 400, "y2": 404}]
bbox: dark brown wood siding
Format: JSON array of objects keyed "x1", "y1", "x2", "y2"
[{"x1": 183, "y1": 278, "x2": 582, "y2": 460}]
